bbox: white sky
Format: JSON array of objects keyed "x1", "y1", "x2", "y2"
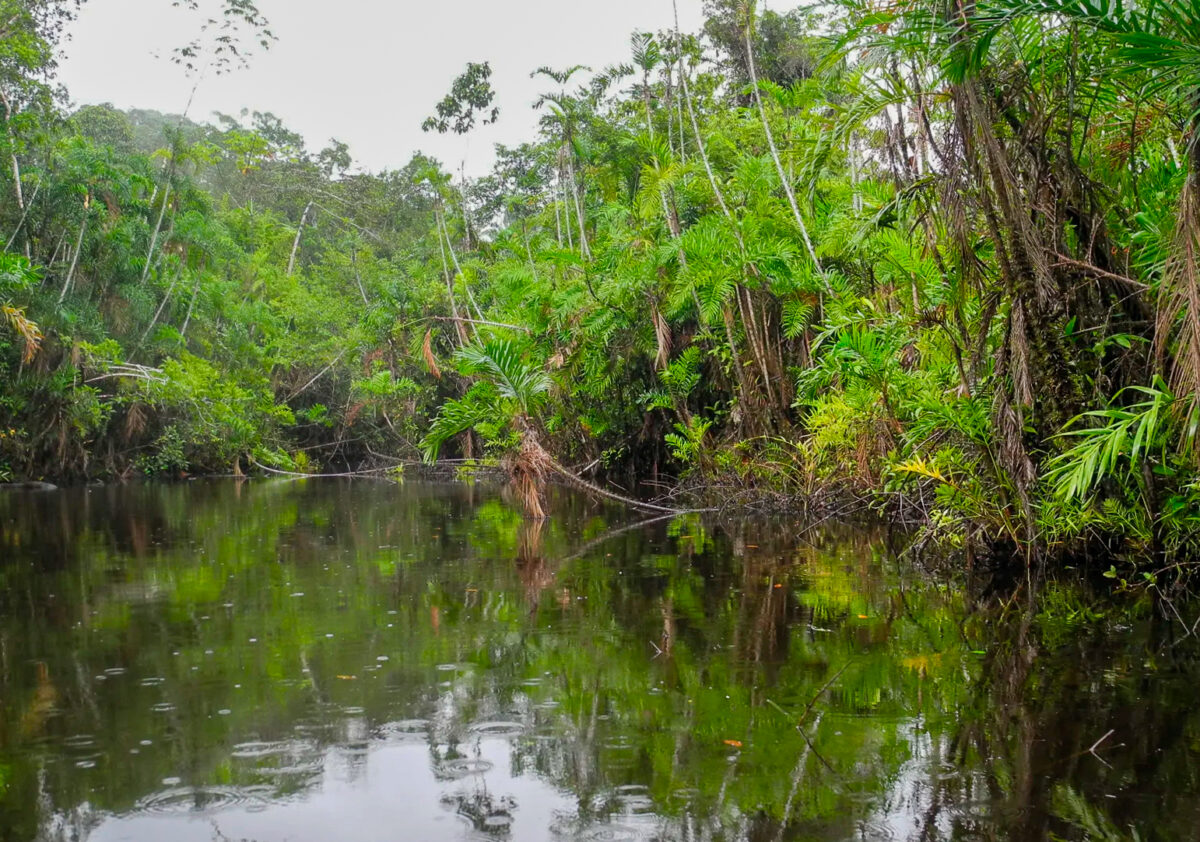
[{"x1": 59, "y1": 0, "x2": 708, "y2": 177}]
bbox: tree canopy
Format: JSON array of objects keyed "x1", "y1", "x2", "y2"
[{"x1": 2, "y1": 0, "x2": 1200, "y2": 565}]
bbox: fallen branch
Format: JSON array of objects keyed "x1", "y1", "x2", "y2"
[
  {"x1": 431, "y1": 315, "x2": 533, "y2": 334},
  {"x1": 248, "y1": 457, "x2": 399, "y2": 480},
  {"x1": 285, "y1": 349, "x2": 348, "y2": 401},
  {"x1": 85, "y1": 364, "x2": 166, "y2": 385},
  {"x1": 557, "y1": 513, "x2": 680, "y2": 564},
  {"x1": 547, "y1": 455, "x2": 712, "y2": 514},
  {"x1": 1088, "y1": 728, "x2": 1115, "y2": 755},
  {"x1": 1088, "y1": 728, "x2": 1116, "y2": 769},
  {"x1": 1052, "y1": 253, "x2": 1148, "y2": 290}
]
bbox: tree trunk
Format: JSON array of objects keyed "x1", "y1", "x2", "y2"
[
  {"x1": 139, "y1": 264, "x2": 183, "y2": 350},
  {"x1": 180, "y1": 274, "x2": 202, "y2": 339},
  {"x1": 59, "y1": 207, "x2": 89, "y2": 305},
  {"x1": 743, "y1": 9, "x2": 826, "y2": 286},
  {"x1": 287, "y1": 200, "x2": 314, "y2": 276},
  {"x1": 438, "y1": 211, "x2": 485, "y2": 330},
  {"x1": 1, "y1": 89, "x2": 28, "y2": 259},
  {"x1": 351, "y1": 247, "x2": 370, "y2": 305},
  {"x1": 722, "y1": 305, "x2": 753, "y2": 431},
  {"x1": 142, "y1": 181, "x2": 172, "y2": 284},
  {"x1": 520, "y1": 220, "x2": 540, "y2": 285},
  {"x1": 566, "y1": 153, "x2": 590, "y2": 259},
  {"x1": 553, "y1": 191, "x2": 563, "y2": 247},
  {"x1": 559, "y1": 175, "x2": 573, "y2": 251},
  {"x1": 674, "y1": 0, "x2": 732, "y2": 220},
  {"x1": 5, "y1": 176, "x2": 39, "y2": 253},
  {"x1": 436, "y1": 208, "x2": 471, "y2": 347},
  {"x1": 738, "y1": 284, "x2": 776, "y2": 410},
  {"x1": 642, "y1": 69, "x2": 655, "y2": 140}
]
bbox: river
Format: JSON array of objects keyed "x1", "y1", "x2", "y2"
[{"x1": 0, "y1": 480, "x2": 1192, "y2": 841}]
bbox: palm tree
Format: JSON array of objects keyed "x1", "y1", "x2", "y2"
[
  {"x1": 533, "y1": 66, "x2": 593, "y2": 259},
  {"x1": 421, "y1": 339, "x2": 553, "y2": 517},
  {"x1": 970, "y1": 0, "x2": 1200, "y2": 440}
]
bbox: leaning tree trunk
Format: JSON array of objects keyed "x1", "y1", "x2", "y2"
[
  {"x1": 744, "y1": 9, "x2": 825, "y2": 289},
  {"x1": 435, "y1": 207, "x2": 472, "y2": 347},
  {"x1": 142, "y1": 180, "x2": 172, "y2": 284},
  {"x1": 59, "y1": 203, "x2": 89, "y2": 305},
  {"x1": 287, "y1": 200, "x2": 314, "y2": 276},
  {"x1": 138, "y1": 264, "x2": 183, "y2": 351}
]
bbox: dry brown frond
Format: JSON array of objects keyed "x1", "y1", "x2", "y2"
[
  {"x1": 1155, "y1": 171, "x2": 1200, "y2": 454},
  {"x1": 1009, "y1": 302, "x2": 1034, "y2": 408},
  {"x1": 2, "y1": 305, "x2": 42, "y2": 364},
  {"x1": 652, "y1": 306, "x2": 672, "y2": 372},
  {"x1": 422, "y1": 329, "x2": 442, "y2": 379},
  {"x1": 362, "y1": 348, "x2": 385, "y2": 373},
  {"x1": 124, "y1": 403, "x2": 148, "y2": 443}
]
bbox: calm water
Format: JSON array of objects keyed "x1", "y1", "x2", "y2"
[{"x1": 0, "y1": 480, "x2": 1195, "y2": 842}]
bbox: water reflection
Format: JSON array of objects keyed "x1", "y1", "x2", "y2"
[{"x1": 0, "y1": 480, "x2": 1194, "y2": 841}]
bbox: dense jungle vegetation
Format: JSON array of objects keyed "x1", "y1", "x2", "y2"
[{"x1": 3, "y1": 0, "x2": 1200, "y2": 564}]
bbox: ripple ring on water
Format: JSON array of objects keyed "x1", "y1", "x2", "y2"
[
  {"x1": 579, "y1": 824, "x2": 645, "y2": 842},
  {"x1": 133, "y1": 785, "x2": 269, "y2": 816},
  {"x1": 469, "y1": 721, "x2": 524, "y2": 737},
  {"x1": 437, "y1": 758, "x2": 494, "y2": 779}
]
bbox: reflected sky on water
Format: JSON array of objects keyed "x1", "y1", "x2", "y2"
[{"x1": 0, "y1": 479, "x2": 1195, "y2": 842}]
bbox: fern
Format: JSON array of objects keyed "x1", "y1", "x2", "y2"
[
  {"x1": 782, "y1": 299, "x2": 815, "y2": 340},
  {"x1": 661, "y1": 346, "x2": 702, "y2": 398}
]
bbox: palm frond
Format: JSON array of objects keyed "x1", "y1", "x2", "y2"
[{"x1": 456, "y1": 339, "x2": 551, "y2": 415}]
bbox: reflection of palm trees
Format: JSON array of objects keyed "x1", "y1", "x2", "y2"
[{"x1": 516, "y1": 519, "x2": 553, "y2": 609}]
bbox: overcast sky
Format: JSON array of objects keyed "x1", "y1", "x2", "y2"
[{"x1": 58, "y1": 0, "x2": 708, "y2": 177}]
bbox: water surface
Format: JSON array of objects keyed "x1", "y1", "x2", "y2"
[{"x1": 0, "y1": 480, "x2": 1194, "y2": 841}]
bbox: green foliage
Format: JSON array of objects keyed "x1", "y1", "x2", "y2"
[
  {"x1": 421, "y1": 61, "x2": 500, "y2": 135},
  {"x1": 1046, "y1": 382, "x2": 1179, "y2": 503},
  {"x1": 1053, "y1": 784, "x2": 1143, "y2": 842},
  {"x1": 134, "y1": 354, "x2": 294, "y2": 470},
  {"x1": 2, "y1": 0, "x2": 1200, "y2": 566},
  {"x1": 455, "y1": 340, "x2": 550, "y2": 416},
  {"x1": 420, "y1": 390, "x2": 494, "y2": 463},
  {"x1": 664, "y1": 416, "x2": 713, "y2": 467},
  {"x1": 135, "y1": 425, "x2": 188, "y2": 476}
]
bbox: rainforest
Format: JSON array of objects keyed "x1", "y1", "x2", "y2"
[
  {"x1": 5, "y1": 1, "x2": 1200, "y2": 839},
  {"x1": 3, "y1": 0, "x2": 1200, "y2": 565}
]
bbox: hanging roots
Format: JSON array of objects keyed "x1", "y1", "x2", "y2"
[
  {"x1": 505, "y1": 423, "x2": 702, "y2": 518},
  {"x1": 503, "y1": 430, "x2": 552, "y2": 519}
]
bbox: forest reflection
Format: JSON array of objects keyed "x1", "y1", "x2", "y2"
[{"x1": 0, "y1": 480, "x2": 1194, "y2": 842}]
